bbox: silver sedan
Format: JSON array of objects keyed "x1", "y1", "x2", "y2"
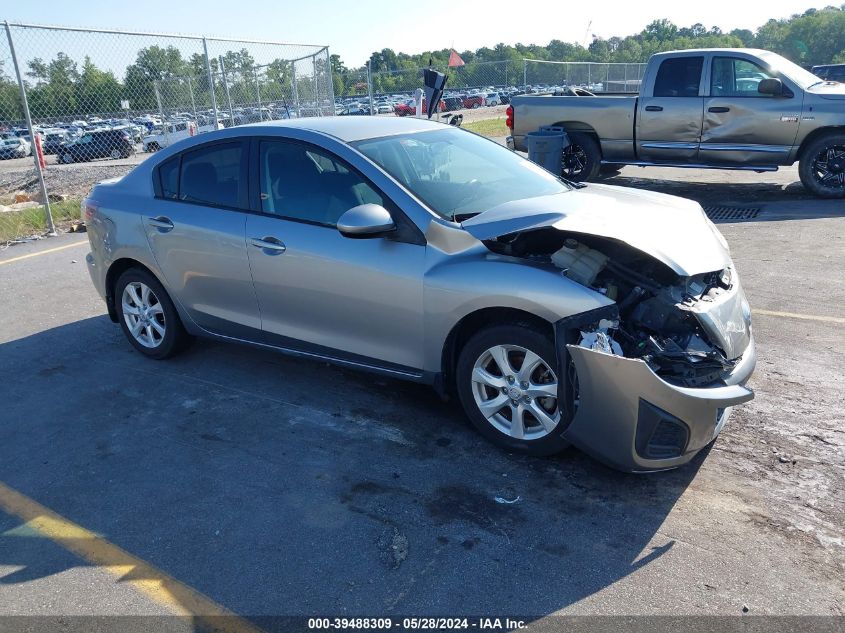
[{"x1": 83, "y1": 117, "x2": 755, "y2": 472}]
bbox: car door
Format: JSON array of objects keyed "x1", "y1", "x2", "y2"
[
  {"x1": 143, "y1": 139, "x2": 261, "y2": 339},
  {"x1": 699, "y1": 55, "x2": 801, "y2": 165},
  {"x1": 245, "y1": 138, "x2": 426, "y2": 373},
  {"x1": 636, "y1": 55, "x2": 705, "y2": 162}
]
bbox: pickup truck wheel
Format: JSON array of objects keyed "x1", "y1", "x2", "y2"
[
  {"x1": 799, "y1": 133, "x2": 845, "y2": 198},
  {"x1": 562, "y1": 132, "x2": 601, "y2": 182},
  {"x1": 456, "y1": 324, "x2": 570, "y2": 457}
]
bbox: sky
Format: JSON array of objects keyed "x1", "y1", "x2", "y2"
[{"x1": 3, "y1": 0, "x2": 833, "y2": 67}]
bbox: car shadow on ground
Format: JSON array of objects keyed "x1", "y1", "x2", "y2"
[{"x1": 0, "y1": 315, "x2": 705, "y2": 620}]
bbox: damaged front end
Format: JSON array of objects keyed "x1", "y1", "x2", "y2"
[{"x1": 482, "y1": 227, "x2": 755, "y2": 472}]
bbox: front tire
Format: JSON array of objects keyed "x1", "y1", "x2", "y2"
[
  {"x1": 799, "y1": 133, "x2": 845, "y2": 198},
  {"x1": 114, "y1": 268, "x2": 190, "y2": 360},
  {"x1": 456, "y1": 324, "x2": 570, "y2": 456},
  {"x1": 562, "y1": 132, "x2": 601, "y2": 182}
]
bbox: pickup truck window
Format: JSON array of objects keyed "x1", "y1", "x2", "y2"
[
  {"x1": 712, "y1": 57, "x2": 775, "y2": 96},
  {"x1": 653, "y1": 57, "x2": 703, "y2": 97}
]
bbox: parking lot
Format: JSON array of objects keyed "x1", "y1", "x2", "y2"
[{"x1": 0, "y1": 163, "x2": 842, "y2": 630}]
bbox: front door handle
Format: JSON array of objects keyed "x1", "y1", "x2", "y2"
[
  {"x1": 645, "y1": 105, "x2": 663, "y2": 112},
  {"x1": 249, "y1": 236, "x2": 287, "y2": 254},
  {"x1": 708, "y1": 106, "x2": 730, "y2": 113},
  {"x1": 148, "y1": 216, "x2": 174, "y2": 231}
]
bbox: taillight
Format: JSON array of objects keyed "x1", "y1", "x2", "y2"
[{"x1": 505, "y1": 105, "x2": 513, "y2": 130}]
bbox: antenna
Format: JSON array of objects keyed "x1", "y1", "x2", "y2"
[{"x1": 583, "y1": 20, "x2": 593, "y2": 48}]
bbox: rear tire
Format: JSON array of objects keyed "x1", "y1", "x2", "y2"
[
  {"x1": 456, "y1": 324, "x2": 570, "y2": 457},
  {"x1": 799, "y1": 133, "x2": 845, "y2": 198},
  {"x1": 114, "y1": 268, "x2": 191, "y2": 360},
  {"x1": 562, "y1": 132, "x2": 601, "y2": 182}
]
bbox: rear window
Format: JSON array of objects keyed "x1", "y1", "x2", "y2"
[{"x1": 653, "y1": 57, "x2": 704, "y2": 97}]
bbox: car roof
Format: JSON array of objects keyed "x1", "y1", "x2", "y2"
[{"x1": 242, "y1": 116, "x2": 443, "y2": 142}]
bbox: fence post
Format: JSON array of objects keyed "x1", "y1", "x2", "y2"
[
  {"x1": 202, "y1": 38, "x2": 219, "y2": 129},
  {"x1": 219, "y1": 56, "x2": 235, "y2": 126},
  {"x1": 523, "y1": 59, "x2": 527, "y2": 88},
  {"x1": 367, "y1": 60, "x2": 375, "y2": 116},
  {"x1": 5, "y1": 21, "x2": 54, "y2": 235},
  {"x1": 187, "y1": 76, "x2": 197, "y2": 121},
  {"x1": 312, "y1": 55, "x2": 321, "y2": 117},
  {"x1": 291, "y1": 61, "x2": 301, "y2": 117},
  {"x1": 154, "y1": 80, "x2": 169, "y2": 148}
]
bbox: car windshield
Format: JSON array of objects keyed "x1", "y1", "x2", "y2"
[
  {"x1": 757, "y1": 51, "x2": 822, "y2": 89},
  {"x1": 353, "y1": 128, "x2": 571, "y2": 220}
]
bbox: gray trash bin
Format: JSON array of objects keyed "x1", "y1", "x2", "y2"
[{"x1": 526, "y1": 126, "x2": 569, "y2": 175}]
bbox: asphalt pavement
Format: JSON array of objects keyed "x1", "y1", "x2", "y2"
[{"x1": 0, "y1": 170, "x2": 843, "y2": 629}]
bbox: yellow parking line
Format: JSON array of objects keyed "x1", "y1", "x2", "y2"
[
  {"x1": 0, "y1": 481, "x2": 265, "y2": 633},
  {"x1": 0, "y1": 240, "x2": 88, "y2": 265},
  {"x1": 754, "y1": 309, "x2": 845, "y2": 325}
]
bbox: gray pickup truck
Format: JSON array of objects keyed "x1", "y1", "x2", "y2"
[{"x1": 507, "y1": 48, "x2": 845, "y2": 197}]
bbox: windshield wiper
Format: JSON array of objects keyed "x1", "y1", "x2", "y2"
[{"x1": 452, "y1": 211, "x2": 480, "y2": 223}]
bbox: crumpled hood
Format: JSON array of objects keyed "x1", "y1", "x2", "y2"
[{"x1": 461, "y1": 183, "x2": 730, "y2": 276}]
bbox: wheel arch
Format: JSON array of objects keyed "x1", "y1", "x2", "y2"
[
  {"x1": 797, "y1": 126, "x2": 845, "y2": 160},
  {"x1": 104, "y1": 258, "x2": 160, "y2": 323},
  {"x1": 551, "y1": 121, "x2": 600, "y2": 139},
  {"x1": 439, "y1": 307, "x2": 554, "y2": 398}
]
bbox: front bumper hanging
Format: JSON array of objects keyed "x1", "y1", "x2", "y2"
[{"x1": 554, "y1": 311, "x2": 755, "y2": 473}]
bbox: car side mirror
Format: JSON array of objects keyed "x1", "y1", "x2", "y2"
[
  {"x1": 337, "y1": 204, "x2": 396, "y2": 238},
  {"x1": 758, "y1": 78, "x2": 784, "y2": 96}
]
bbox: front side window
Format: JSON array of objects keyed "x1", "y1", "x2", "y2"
[
  {"x1": 178, "y1": 142, "x2": 243, "y2": 208},
  {"x1": 653, "y1": 57, "x2": 704, "y2": 97},
  {"x1": 711, "y1": 57, "x2": 776, "y2": 96},
  {"x1": 259, "y1": 141, "x2": 383, "y2": 226}
]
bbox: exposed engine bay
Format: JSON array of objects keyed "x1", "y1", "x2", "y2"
[{"x1": 484, "y1": 229, "x2": 740, "y2": 388}]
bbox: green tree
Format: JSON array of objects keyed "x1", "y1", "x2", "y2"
[{"x1": 124, "y1": 45, "x2": 189, "y2": 110}]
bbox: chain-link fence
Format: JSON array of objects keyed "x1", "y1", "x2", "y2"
[
  {"x1": 523, "y1": 59, "x2": 647, "y2": 93},
  {"x1": 0, "y1": 21, "x2": 332, "y2": 245},
  {"x1": 333, "y1": 59, "x2": 645, "y2": 119}
]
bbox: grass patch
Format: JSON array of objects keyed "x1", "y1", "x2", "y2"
[
  {"x1": 462, "y1": 117, "x2": 508, "y2": 138},
  {"x1": 0, "y1": 198, "x2": 81, "y2": 243}
]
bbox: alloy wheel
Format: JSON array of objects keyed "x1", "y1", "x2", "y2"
[
  {"x1": 811, "y1": 145, "x2": 845, "y2": 191},
  {"x1": 470, "y1": 344, "x2": 560, "y2": 440},
  {"x1": 562, "y1": 144, "x2": 587, "y2": 179},
  {"x1": 121, "y1": 282, "x2": 166, "y2": 348}
]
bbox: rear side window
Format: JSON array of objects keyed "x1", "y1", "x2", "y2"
[
  {"x1": 179, "y1": 143, "x2": 243, "y2": 208},
  {"x1": 653, "y1": 57, "x2": 703, "y2": 97},
  {"x1": 159, "y1": 157, "x2": 179, "y2": 199}
]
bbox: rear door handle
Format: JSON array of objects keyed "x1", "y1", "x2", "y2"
[
  {"x1": 644, "y1": 105, "x2": 663, "y2": 112},
  {"x1": 148, "y1": 216, "x2": 174, "y2": 231},
  {"x1": 249, "y1": 236, "x2": 286, "y2": 254},
  {"x1": 708, "y1": 106, "x2": 730, "y2": 113}
]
